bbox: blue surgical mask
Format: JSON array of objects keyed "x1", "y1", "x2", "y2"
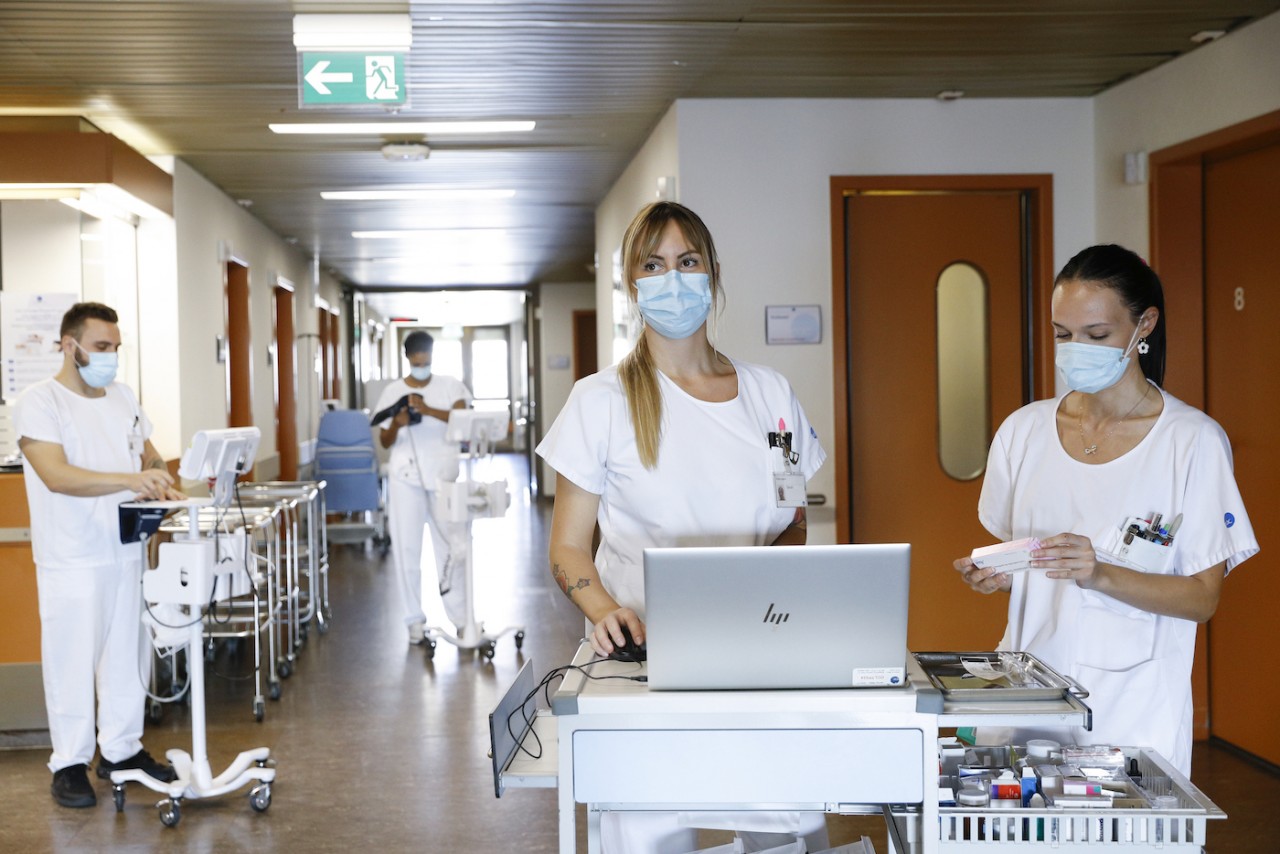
[
  {"x1": 635, "y1": 271, "x2": 712, "y2": 339},
  {"x1": 1055, "y1": 325, "x2": 1141, "y2": 394},
  {"x1": 73, "y1": 341, "x2": 119, "y2": 389},
  {"x1": 409, "y1": 365, "x2": 432, "y2": 381}
]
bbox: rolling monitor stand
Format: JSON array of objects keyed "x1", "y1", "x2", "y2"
[
  {"x1": 112, "y1": 426, "x2": 276, "y2": 827},
  {"x1": 424, "y1": 410, "x2": 525, "y2": 660}
]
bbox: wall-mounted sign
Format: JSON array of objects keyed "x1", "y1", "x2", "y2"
[
  {"x1": 299, "y1": 52, "x2": 407, "y2": 107},
  {"x1": 2, "y1": 292, "x2": 79, "y2": 400},
  {"x1": 765, "y1": 305, "x2": 822, "y2": 345}
]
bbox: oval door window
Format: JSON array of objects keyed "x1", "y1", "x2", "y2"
[{"x1": 936, "y1": 261, "x2": 990, "y2": 481}]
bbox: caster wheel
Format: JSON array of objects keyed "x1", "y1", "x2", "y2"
[
  {"x1": 113, "y1": 784, "x2": 126, "y2": 813},
  {"x1": 253, "y1": 699, "x2": 265, "y2": 722},
  {"x1": 147, "y1": 700, "x2": 164, "y2": 724},
  {"x1": 277, "y1": 660, "x2": 292, "y2": 679},
  {"x1": 482, "y1": 641, "x2": 496, "y2": 661},
  {"x1": 158, "y1": 799, "x2": 181, "y2": 827},
  {"x1": 424, "y1": 640, "x2": 436, "y2": 660},
  {"x1": 268, "y1": 681, "x2": 282, "y2": 701},
  {"x1": 515, "y1": 630, "x2": 525, "y2": 651},
  {"x1": 317, "y1": 619, "x2": 330, "y2": 635},
  {"x1": 249, "y1": 783, "x2": 272, "y2": 812}
]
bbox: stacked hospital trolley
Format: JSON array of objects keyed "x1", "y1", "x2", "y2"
[{"x1": 119, "y1": 426, "x2": 334, "y2": 826}]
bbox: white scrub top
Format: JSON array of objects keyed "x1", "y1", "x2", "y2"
[
  {"x1": 537, "y1": 357, "x2": 826, "y2": 619},
  {"x1": 373, "y1": 375, "x2": 472, "y2": 488},
  {"x1": 978, "y1": 385, "x2": 1259, "y2": 774},
  {"x1": 15, "y1": 378, "x2": 151, "y2": 569}
]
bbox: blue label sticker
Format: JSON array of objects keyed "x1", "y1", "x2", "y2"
[{"x1": 1224, "y1": 512, "x2": 1235, "y2": 528}]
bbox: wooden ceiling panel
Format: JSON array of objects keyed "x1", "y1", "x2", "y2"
[{"x1": 1, "y1": 0, "x2": 1276, "y2": 290}]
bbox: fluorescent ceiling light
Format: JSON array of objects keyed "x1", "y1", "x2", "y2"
[
  {"x1": 0, "y1": 184, "x2": 165, "y2": 220},
  {"x1": 292, "y1": 14, "x2": 412, "y2": 51},
  {"x1": 353, "y1": 229, "x2": 508, "y2": 239},
  {"x1": 322, "y1": 189, "x2": 515, "y2": 201},
  {"x1": 269, "y1": 121, "x2": 535, "y2": 135}
]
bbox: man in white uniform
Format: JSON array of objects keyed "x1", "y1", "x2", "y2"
[
  {"x1": 16, "y1": 303, "x2": 182, "y2": 808},
  {"x1": 372, "y1": 331, "x2": 472, "y2": 644}
]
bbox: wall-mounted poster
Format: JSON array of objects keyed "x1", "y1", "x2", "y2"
[{"x1": 2, "y1": 291, "x2": 79, "y2": 400}]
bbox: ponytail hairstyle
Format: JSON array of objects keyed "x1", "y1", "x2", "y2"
[
  {"x1": 617, "y1": 202, "x2": 723, "y2": 469},
  {"x1": 1054, "y1": 244, "x2": 1166, "y2": 386}
]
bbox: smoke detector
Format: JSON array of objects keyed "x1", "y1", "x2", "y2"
[{"x1": 381, "y1": 142, "x2": 430, "y2": 162}]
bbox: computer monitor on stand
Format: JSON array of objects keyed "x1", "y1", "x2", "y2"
[
  {"x1": 423, "y1": 409, "x2": 524, "y2": 660},
  {"x1": 112, "y1": 426, "x2": 275, "y2": 826}
]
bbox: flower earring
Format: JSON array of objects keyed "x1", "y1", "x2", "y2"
[{"x1": 1137, "y1": 337, "x2": 1150, "y2": 355}]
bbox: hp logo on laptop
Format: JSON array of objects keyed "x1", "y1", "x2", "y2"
[{"x1": 762, "y1": 603, "x2": 790, "y2": 624}]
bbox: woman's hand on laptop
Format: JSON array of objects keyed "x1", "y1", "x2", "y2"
[{"x1": 591, "y1": 608, "x2": 644, "y2": 658}]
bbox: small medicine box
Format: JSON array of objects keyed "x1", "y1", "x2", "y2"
[{"x1": 971, "y1": 537, "x2": 1043, "y2": 573}]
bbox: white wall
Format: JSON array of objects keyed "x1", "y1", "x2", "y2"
[
  {"x1": 595, "y1": 105, "x2": 681, "y2": 366},
  {"x1": 536, "y1": 281, "x2": 596, "y2": 495},
  {"x1": 136, "y1": 213, "x2": 180, "y2": 457},
  {"x1": 173, "y1": 161, "x2": 325, "y2": 477},
  {"x1": 600, "y1": 97, "x2": 1096, "y2": 543},
  {"x1": 0, "y1": 201, "x2": 81, "y2": 297},
  {"x1": 1094, "y1": 10, "x2": 1280, "y2": 253}
]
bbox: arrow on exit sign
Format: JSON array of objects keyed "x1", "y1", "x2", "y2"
[{"x1": 299, "y1": 52, "x2": 407, "y2": 107}]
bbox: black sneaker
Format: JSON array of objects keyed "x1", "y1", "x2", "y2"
[
  {"x1": 96, "y1": 749, "x2": 178, "y2": 783},
  {"x1": 51, "y1": 764, "x2": 97, "y2": 808}
]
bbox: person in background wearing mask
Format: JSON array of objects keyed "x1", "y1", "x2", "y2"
[
  {"x1": 538, "y1": 202, "x2": 827, "y2": 853},
  {"x1": 954, "y1": 245, "x2": 1258, "y2": 776},
  {"x1": 16, "y1": 302, "x2": 184, "y2": 808},
  {"x1": 373, "y1": 331, "x2": 472, "y2": 645}
]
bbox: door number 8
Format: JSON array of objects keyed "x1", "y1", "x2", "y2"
[{"x1": 1234, "y1": 287, "x2": 1245, "y2": 311}]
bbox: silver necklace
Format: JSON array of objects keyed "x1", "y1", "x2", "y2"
[{"x1": 1079, "y1": 384, "x2": 1151, "y2": 456}]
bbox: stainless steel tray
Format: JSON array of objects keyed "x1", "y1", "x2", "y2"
[{"x1": 913, "y1": 651, "x2": 1088, "y2": 701}]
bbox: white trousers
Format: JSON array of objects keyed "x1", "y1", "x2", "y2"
[
  {"x1": 36, "y1": 559, "x2": 148, "y2": 772},
  {"x1": 600, "y1": 811, "x2": 829, "y2": 854},
  {"x1": 388, "y1": 477, "x2": 467, "y2": 629}
]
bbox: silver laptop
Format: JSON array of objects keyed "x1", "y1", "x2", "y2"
[{"x1": 643, "y1": 544, "x2": 910, "y2": 690}]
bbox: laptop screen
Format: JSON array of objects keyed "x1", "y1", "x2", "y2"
[{"x1": 642, "y1": 543, "x2": 911, "y2": 690}]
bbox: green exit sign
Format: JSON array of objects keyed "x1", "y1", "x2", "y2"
[{"x1": 299, "y1": 52, "x2": 407, "y2": 107}]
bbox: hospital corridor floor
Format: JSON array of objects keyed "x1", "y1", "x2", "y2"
[{"x1": 1, "y1": 455, "x2": 1276, "y2": 852}]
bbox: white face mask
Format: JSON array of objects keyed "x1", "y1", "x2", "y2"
[
  {"x1": 634, "y1": 270, "x2": 712, "y2": 339},
  {"x1": 409, "y1": 364, "x2": 432, "y2": 381},
  {"x1": 73, "y1": 340, "x2": 119, "y2": 388},
  {"x1": 1055, "y1": 324, "x2": 1142, "y2": 394}
]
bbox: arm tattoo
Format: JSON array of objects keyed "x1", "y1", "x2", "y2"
[
  {"x1": 149, "y1": 459, "x2": 167, "y2": 471},
  {"x1": 552, "y1": 564, "x2": 592, "y2": 600}
]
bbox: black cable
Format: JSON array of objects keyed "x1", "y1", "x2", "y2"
[{"x1": 506, "y1": 658, "x2": 646, "y2": 761}]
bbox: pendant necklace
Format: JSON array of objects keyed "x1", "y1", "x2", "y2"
[{"x1": 1080, "y1": 384, "x2": 1151, "y2": 456}]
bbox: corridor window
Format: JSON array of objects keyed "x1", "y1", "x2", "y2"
[{"x1": 936, "y1": 261, "x2": 990, "y2": 481}]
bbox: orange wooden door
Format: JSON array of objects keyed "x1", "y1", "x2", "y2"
[
  {"x1": 1204, "y1": 140, "x2": 1280, "y2": 765},
  {"x1": 572, "y1": 309, "x2": 597, "y2": 380},
  {"x1": 273, "y1": 284, "x2": 298, "y2": 481},
  {"x1": 839, "y1": 187, "x2": 1042, "y2": 652},
  {"x1": 226, "y1": 261, "x2": 253, "y2": 429}
]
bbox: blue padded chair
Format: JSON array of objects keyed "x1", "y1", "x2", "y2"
[{"x1": 314, "y1": 410, "x2": 381, "y2": 515}]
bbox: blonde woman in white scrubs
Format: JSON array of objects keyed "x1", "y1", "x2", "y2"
[
  {"x1": 538, "y1": 202, "x2": 827, "y2": 853},
  {"x1": 955, "y1": 244, "x2": 1259, "y2": 777}
]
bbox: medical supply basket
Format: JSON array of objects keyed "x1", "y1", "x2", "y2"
[
  {"x1": 154, "y1": 480, "x2": 329, "y2": 721},
  {"x1": 885, "y1": 747, "x2": 1225, "y2": 852}
]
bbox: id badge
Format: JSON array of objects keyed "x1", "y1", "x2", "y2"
[{"x1": 773, "y1": 471, "x2": 807, "y2": 508}]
